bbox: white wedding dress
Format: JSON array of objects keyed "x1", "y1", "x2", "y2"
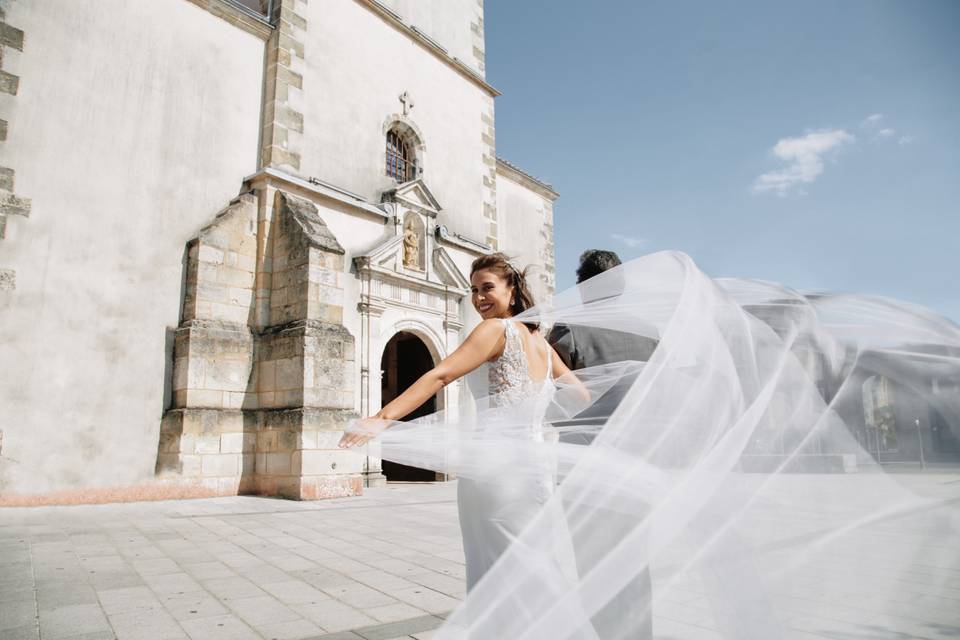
[
  {"x1": 359, "y1": 251, "x2": 960, "y2": 639},
  {"x1": 458, "y1": 318, "x2": 555, "y2": 589}
]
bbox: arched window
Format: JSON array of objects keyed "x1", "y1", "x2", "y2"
[{"x1": 386, "y1": 129, "x2": 418, "y2": 183}]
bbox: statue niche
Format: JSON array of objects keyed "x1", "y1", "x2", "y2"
[{"x1": 402, "y1": 213, "x2": 425, "y2": 271}]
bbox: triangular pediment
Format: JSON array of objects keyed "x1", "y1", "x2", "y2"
[
  {"x1": 433, "y1": 247, "x2": 470, "y2": 290},
  {"x1": 353, "y1": 236, "x2": 469, "y2": 294},
  {"x1": 381, "y1": 179, "x2": 442, "y2": 216},
  {"x1": 354, "y1": 235, "x2": 403, "y2": 272}
]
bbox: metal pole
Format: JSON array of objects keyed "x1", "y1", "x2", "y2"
[{"x1": 915, "y1": 418, "x2": 926, "y2": 471}]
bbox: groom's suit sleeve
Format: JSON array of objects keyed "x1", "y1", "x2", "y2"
[{"x1": 548, "y1": 323, "x2": 579, "y2": 371}]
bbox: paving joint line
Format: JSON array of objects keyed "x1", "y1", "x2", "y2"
[
  {"x1": 167, "y1": 498, "x2": 458, "y2": 519},
  {"x1": 304, "y1": 611, "x2": 451, "y2": 640}
]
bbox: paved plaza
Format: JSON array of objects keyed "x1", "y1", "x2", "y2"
[
  {"x1": 2, "y1": 476, "x2": 960, "y2": 640},
  {"x1": 0, "y1": 483, "x2": 463, "y2": 640}
]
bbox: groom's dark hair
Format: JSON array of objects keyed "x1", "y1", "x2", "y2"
[{"x1": 576, "y1": 250, "x2": 622, "y2": 284}]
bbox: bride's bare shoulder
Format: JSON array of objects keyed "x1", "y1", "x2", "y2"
[
  {"x1": 464, "y1": 318, "x2": 507, "y2": 343},
  {"x1": 464, "y1": 318, "x2": 509, "y2": 361}
]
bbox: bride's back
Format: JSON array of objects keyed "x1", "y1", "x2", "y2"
[
  {"x1": 510, "y1": 321, "x2": 551, "y2": 383},
  {"x1": 489, "y1": 319, "x2": 551, "y2": 396}
]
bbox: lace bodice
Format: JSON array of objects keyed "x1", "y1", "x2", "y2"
[
  {"x1": 488, "y1": 319, "x2": 552, "y2": 407},
  {"x1": 486, "y1": 320, "x2": 557, "y2": 499}
]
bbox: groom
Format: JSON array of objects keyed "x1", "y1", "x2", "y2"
[
  {"x1": 549, "y1": 249, "x2": 656, "y2": 640},
  {"x1": 549, "y1": 249, "x2": 657, "y2": 371}
]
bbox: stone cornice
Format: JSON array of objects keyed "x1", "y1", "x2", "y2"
[
  {"x1": 356, "y1": 0, "x2": 501, "y2": 97},
  {"x1": 260, "y1": 319, "x2": 355, "y2": 337},
  {"x1": 184, "y1": 0, "x2": 274, "y2": 40},
  {"x1": 362, "y1": 294, "x2": 447, "y2": 317},
  {"x1": 435, "y1": 225, "x2": 490, "y2": 255},
  {"x1": 496, "y1": 157, "x2": 559, "y2": 201},
  {"x1": 381, "y1": 179, "x2": 443, "y2": 217},
  {"x1": 354, "y1": 260, "x2": 468, "y2": 301}
]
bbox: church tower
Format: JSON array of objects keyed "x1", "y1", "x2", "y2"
[{"x1": 0, "y1": 0, "x2": 557, "y2": 501}]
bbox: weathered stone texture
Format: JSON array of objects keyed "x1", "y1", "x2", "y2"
[
  {"x1": 0, "y1": 167, "x2": 13, "y2": 191},
  {"x1": 0, "y1": 22, "x2": 24, "y2": 51},
  {"x1": 156, "y1": 408, "x2": 259, "y2": 495},
  {"x1": 0, "y1": 268, "x2": 14, "y2": 291},
  {"x1": 254, "y1": 408, "x2": 361, "y2": 499},
  {"x1": 158, "y1": 185, "x2": 358, "y2": 500},
  {"x1": 182, "y1": 194, "x2": 258, "y2": 324},
  {"x1": 0, "y1": 13, "x2": 25, "y2": 246},
  {"x1": 0, "y1": 15, "x2": 30, "y2": 297},
  {"x1": 480, "y1": 95, "x2": 498, "y2": 249},
  {"x1": 0, "y1": 69, "x2": 18, "y2": 95},
  {"x1": 269, "y1": 191, "x2": 345, "y2": 326},
  {"x1": 170, "y1": 319, "x2": 256, "y2": 410},
  {"x1": 539, "y1": 200, "x2": 556, "y2": 294},
  {"x1": 469, "y1": 0, "x2": 486, "y2": 76},
  {"x1": 0, "y1": 189, "x2": 30, "y2": 217},
  {"x1": 279, "y1": 4, "x2": 307, "y2": 31},
  {"x1": 260, "y1": 0, "x2": 308, "y2": 172}
]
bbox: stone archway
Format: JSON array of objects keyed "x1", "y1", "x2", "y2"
[{"x1": 380, "y1": 331, "x2": 443, "y2": 481}]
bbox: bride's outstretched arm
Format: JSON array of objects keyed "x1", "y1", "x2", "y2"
[{"x1": 338, "y1": 319, "x2": 506, "y2": 447}]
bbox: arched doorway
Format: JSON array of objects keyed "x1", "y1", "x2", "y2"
[{"x1": 380, "y1": 331, "x2": 442, "y2": 481}]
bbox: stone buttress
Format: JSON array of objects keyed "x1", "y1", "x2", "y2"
[{"x1": 157, "y1": 188, "x2": 361, "y2": 499}]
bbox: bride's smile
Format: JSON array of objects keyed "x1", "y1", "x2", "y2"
[{"x1": 471, "y1": 268, "x2": 514, "y2": 319}]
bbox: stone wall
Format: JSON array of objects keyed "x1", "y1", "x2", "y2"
[
  {"x1": 174, "y1": 194, "x2": 259, "y2": 411},
  {"x1": 0, "y1": 0, "x2": 560, "y2": 501},
  {"x1": 299, "y1": 0, "x2": 496, "y2": 245},
  {"x1": 0, "y1": 0, "x2": 265, "y2": 495},
  {"x1": 260, "y1": 0, "x2": 307, "y2": 173},
  {"x1": 496, "y1": 160, "x2": 558, "y2": 303},
  {"x1": 377, "y1": 0, "x2": 486, "y2": 76},
  {"x1": 481, "y1": 94, "x2": 498, "y2": 248},
  {"x1": 0, "y1": 7, "x2": 28, "y2": 290},
  {"x1": 157, "y1": 188, "x2": 362, "y2": 500}
]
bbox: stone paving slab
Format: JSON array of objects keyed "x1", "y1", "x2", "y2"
[
  {"x1": 0, "y1": 483, "x2": 461, "y2": 640},
  {"x1": 2, "y1": 477, "x2": 960, "y2": 639}
]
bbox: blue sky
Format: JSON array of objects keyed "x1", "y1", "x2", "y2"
[{"x1": 485, "y1": 0, "x2": 960, "y2": 322}]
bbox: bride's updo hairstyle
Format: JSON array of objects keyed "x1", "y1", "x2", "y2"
[{"x1": 470, "y1": 252, "x2": 537, "y2": 328}]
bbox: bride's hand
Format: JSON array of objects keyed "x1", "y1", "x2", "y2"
[{"x1": 338, "y1": 417, "x2": 391, "y2": 448}]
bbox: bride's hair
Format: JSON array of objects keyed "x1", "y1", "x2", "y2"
[{"x1": 470, "y1": 252, "x2": 537, "y2": 327}]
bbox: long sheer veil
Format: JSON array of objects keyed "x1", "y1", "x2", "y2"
[{"x1": 348, "y1": 251, "x2": 960, "y2": 639}]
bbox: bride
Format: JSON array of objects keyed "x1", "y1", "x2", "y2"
[
  {"x1": 340, "y1": 250, "x2": 960, "y2": 640},
  {"x1": 339, "y1": 251, "x2": 578, "y2": 588}
]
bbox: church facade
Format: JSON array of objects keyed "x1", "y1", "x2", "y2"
[{"x1": 0, "y1": 0, "x2": 557, "y2": 499}]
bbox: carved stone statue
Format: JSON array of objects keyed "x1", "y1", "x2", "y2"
[{"x1": 403, "y1": 217, "x2": 420, "y2": 269}]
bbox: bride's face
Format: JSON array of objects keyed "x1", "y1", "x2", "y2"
[{"x1": 471, "y1": 269, "x2": 514, "y2": 319}]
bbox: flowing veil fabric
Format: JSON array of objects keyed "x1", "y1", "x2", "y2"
[{"x1": 347, "y1": 251, "x2": 960, "y2": 639}]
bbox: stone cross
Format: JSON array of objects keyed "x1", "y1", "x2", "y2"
[{"x1": 399, "y1": 91, "x2": 414, "y2": 116}]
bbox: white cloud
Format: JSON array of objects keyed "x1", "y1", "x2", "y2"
[
  {"x1": 752, "y1": 129, "x2": 855, "y2": 196},
  {"x1": 898, "y1": 135, "x2": 915, "y2": 145},
  {"x1": 610, "y1": 233, "x2": 647, "y2": 248},
  {"x1": 861, "y1": 113, "x2": 903, "y2": 141}
]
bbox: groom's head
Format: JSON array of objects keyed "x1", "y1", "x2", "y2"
[
  {"x1": 576, "y1": 250, "x2": 625, "y2": 303},
  {"x1": 576, "y1": 250, "x2": 621, "y2": 284}
]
